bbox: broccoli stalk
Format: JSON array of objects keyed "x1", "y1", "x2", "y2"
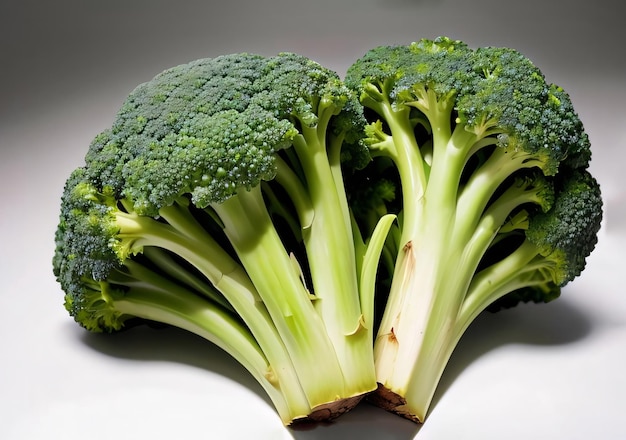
[
  {"x1": 345, "y1": 37, "x2": 602, "y2": 422},
  {"x1": 53, "y1": 53, "x2": 392, "y2": 424}
]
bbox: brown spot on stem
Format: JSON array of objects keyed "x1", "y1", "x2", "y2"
[{"x1": 388, "y1": 327, "x2": 398, "y2": 343}]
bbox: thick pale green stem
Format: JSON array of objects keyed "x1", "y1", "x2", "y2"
[
  {"x1": 369, "y1": 105, "x2": 428, "y2": 379},
  {"x1": 374, "y1": 97, "x2": 458, "y2": 379},
  {"x1": 293, "y1": 127, "x2": 376, "y2": 395},
  {"x1": 382, "y1": 191, "x2": 532, "y2": 421},
  {"x1": 212, "y1": 186, "x2": 350, "y2": 407},
  {"x1": 372, "y1": 101, "x2": 496, "y2": 421}
]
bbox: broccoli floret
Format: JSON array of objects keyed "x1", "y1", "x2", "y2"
[
  {"x1": 53, "y1": 52, "x2": 392, "y2": 425},
  {"x1": 345, "y1": 37, "x2": 602, "y2": 422}
]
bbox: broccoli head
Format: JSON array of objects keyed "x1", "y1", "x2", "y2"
[
  {"x1": 345, "y1": 36, "x2": 602, "y2": 422},
  {"x1": 53, "y1": 52, "x2": 390, "y2": 425}
]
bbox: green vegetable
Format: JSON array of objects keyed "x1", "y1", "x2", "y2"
[
  {"x1": 345, "y1": 37, "x2": 602, "y2": 422},
  {"x1": 53, "y1": 38, "x2": 602, "y2": 427},
  {"x1": 52, "y1": 52, "x2": 393, "y2": 425}
]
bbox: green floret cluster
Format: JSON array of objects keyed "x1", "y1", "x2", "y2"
[{"x1": 53, "y1": 38, "x2": 603, "y2": 427}]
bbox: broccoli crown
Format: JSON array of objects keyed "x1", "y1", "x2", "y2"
[
  {"x1": 345, "y1": 36, "x2": 591, "y2": 175},
  {"x1": 53, "y1": 51, "x2": 370, "y2": 332},
  {"x1": 83, "y1": 52, "x2": 367, "y2": 217},
  {"x1": 346, "y1": 37, "x2": 602, "y2": 303},
  {"x1": 527, "y1": 169, "x2": 603, "y2": 285}
]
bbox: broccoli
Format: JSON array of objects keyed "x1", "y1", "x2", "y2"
[
  {"x1": 52, "y1": 52, "x2": 394, "y2": 425},
  {"x1": 53, "y1": 40, "x2": 603, "y2": 427},
  {"x1": 345, "y1": 37, "x2": 603, "y2": 422}
]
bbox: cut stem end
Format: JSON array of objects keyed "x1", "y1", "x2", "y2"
[
  {"x1": 289, "y1": 395, "x2": 366, "y2": 428},
  {"x1": 366, "y1": 383, "x2": 423, "y2": 424}
]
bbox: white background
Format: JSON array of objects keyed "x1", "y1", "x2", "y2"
[{"x1": 1, "y1": 1, "x2": 625, "y2": 439}]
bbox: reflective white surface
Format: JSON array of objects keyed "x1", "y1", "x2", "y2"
[{"x1": 1, "y1": 1, "x2": 624, "y2": 439}]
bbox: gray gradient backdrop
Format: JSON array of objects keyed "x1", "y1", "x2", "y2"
[{"x1": 1, "y1": 1, "x2": 625, "y2": 439}]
